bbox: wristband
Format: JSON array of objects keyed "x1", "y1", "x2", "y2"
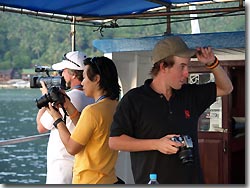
[
  {"x1": 53, "y1": 118, "x2": 64, "y2": 129},
  {"x1": 205, "y1": 56, "x2": 219, "y2": 69}
]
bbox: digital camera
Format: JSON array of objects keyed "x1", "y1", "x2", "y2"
[
  {"x1": 30, "y1": 65, "x2": 66, "y2": 89},
  {"x1": 36, "y1": 86, "x2": 65, "y2": 109},
  {"x1": 171, "y1": 135, "x2": 194, "y2": 164}
]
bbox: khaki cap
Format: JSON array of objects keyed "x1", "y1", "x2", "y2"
[{"x1": 152, "y1": 36, "x2": 196, "y2": 64}]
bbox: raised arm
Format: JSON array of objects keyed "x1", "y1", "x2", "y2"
[
  {"x1": 45, "y1": 102, "x2": 84, "y2": 155},
  {"x1": 62, "y1": 96, "x2": 81, "y2": 125},
  {"x1": 36, "y1": 107, "x2": 49, "y2": 133},
  {"x1": 196, "y1": 47, "x2": 233, "y2": 96}
]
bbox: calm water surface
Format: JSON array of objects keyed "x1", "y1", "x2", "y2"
[{"x1": 0, "y1": 88, "x2": 48, "y2": 184}]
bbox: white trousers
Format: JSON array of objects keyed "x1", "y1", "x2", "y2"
[{"x1": 46, "y1": 160, "x2": 73, "y2": 184}]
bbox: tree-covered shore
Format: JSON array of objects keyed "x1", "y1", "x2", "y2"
[{"x1": 0, "y1": 2, "x2": 245, "y2": 70}]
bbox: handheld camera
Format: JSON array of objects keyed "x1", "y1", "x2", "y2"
[
  {"x1": 171, "y1": 135, "x2": 194, "y2": 164},
  {"x1": 36, "y1": 86, "x2": 65, "y2": 109}
]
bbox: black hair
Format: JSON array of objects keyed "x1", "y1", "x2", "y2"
[{"x1": 84, "y1": 56, "x2": 121, "y2": 100}]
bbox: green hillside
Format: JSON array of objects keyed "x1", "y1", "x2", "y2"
[{"x1": 0, "y1": 2, "x2": 245, "y2": 70}]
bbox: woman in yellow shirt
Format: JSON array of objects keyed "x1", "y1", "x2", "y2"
[{"x1": 45, "y1": 56, "x2": 121, "y2": 184}]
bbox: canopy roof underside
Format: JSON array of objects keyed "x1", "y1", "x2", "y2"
[{"x1": 0, "y1": 0, "x2": 245, "y2": 21}]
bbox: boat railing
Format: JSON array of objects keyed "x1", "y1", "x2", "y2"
[
  {"x1": 0, "y1": 133, "x2": 50, "y2": 146},
  {"x1": 0, "y1": 132, "x2": 135, "y2": 183}
]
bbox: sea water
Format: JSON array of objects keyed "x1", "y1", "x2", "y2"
[{"x1": 0, "y1": 88, "x2": 48, "y2": 184}]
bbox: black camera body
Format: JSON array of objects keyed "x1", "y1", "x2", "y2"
[
  {"x1": 36, "y1": 86, "x2": 65, "y2": 109},
  {"x1": 30, "y1": 65, "x2": 66, "y2": 89},
  {"x1": 171, "y1": 135, "x2": 194, "y2": 164}
]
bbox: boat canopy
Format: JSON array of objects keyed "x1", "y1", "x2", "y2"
[{"x1": 0, "y1": 0, "x2": 245, "y2": 21}]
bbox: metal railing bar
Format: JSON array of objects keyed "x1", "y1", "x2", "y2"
[{"x1": 0, "y1": 133, "x2": 50, "y2": 146}]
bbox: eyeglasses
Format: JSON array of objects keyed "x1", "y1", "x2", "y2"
[
  {"x1": 63, "y1": 53, "x2": 80, "y2": 67},
  {"x1": 90, "y1": 57, "x2": 101, "y2": 75}
]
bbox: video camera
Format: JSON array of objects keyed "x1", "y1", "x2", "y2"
[
  {"x1": 30, "y1": 65, "x2": 66, "y2": 89},
  {"x1": 30, "y1": 66, "x2": 68, "y2": 109}
]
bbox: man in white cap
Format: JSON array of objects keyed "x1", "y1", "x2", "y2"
[
  {"x1": 36, "y1": 51, "x2": 94, "y2": 184},
  {"x1": 109, "y1": 36, "x2": 233, "y2": 184}
]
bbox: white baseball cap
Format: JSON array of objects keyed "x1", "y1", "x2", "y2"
[{"x1": 52, "y1": 51, "x2": 87, "y2": 70}]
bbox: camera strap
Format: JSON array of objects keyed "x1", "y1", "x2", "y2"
[
  {"x1": 63, "y1": 93, "x2": 71, "y2": 101},
  {"x1": 60, "y1": 93, "x2": 71, "y2": 123},
  {"x1": 61, "y1": 105, "x2": 68, "y2": 123}
]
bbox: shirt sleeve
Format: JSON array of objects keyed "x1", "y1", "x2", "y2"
[
  {"x1": 40, "y1": 110, "x2": 54, "y2": 130},
  {"x1": 67, "y1": 89, "x2": 94, "y2": 112},
  {"x1": 189, "y1": 82, "x2": 217, "y2": 115},
  {"x1": 71, "y1": 106, "x2": 96, "y2": 145}
]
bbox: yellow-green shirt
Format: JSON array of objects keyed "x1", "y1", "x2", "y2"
[{"x1": 71, "y1": 98, "x2": 118, "y2": 184}]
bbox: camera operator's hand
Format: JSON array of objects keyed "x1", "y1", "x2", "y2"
[
  {"x1": 57, "y1": 89, "x2": 71, "y2": 109},
  {"x1": 40, "y1": 81, "x2": 48, "y2": 95},
  {"x1": 46, "y1": 102, "x2": 63, "y2": 121},
  {"x1": 156, "y1": 134, "x2": 183, "y2": 155}
]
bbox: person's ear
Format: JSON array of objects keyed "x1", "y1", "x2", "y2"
[
  {"x1": 160, "y1": 62, "x2": 166, "y2": 71},
  {"x1": 94, "y1": 74, "x2": 101, "y2": 83}
]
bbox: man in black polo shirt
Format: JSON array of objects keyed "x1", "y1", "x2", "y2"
[{"x1": 109, "y1": 36, "x2": 233, "y2": 184}]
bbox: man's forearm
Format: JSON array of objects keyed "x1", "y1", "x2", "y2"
[
  {"x1": 109, "y1": 134, "x2": 156, "y2": 152},
  {"x1": 211, "y1": 64, "x2": 233, "y2": 96}
]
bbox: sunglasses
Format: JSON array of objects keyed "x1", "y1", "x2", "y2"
[
  {"x1": 63, "y1": 53, "x2": 80, "y2": 67},
  {"x1": 90, "y1": 57, "x2": 101, "y2": 75}
]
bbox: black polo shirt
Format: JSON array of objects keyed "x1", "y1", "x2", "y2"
[{"x1": 110, "y1": 79, "x2": 216, "y2": 184}]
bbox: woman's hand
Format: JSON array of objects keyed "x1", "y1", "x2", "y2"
[{"x1": 45, "y1": 102, "x2": 62, "y2": 121}]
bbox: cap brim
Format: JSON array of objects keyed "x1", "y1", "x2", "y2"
[
  {"x1": 52, "y1": 60, "x2": 84, "y2": 70},
  {"x1": 175, "y1": 49, "x2": 196, "y2": 58}
]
